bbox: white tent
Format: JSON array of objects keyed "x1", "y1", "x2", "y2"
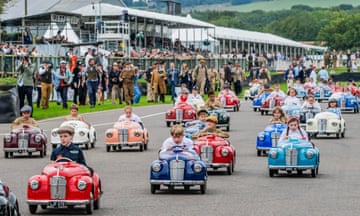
[
  {"x1": 61, "y1": 22, "x2": 80, "y2": 44},
  {"x1": 43, "y1": 22, "x2": 59, "y2": 39},
  {"x1": 171, "y1": 28, "x2": 219, "y2": 52}
]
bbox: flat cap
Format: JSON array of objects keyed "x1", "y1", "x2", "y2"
[
  {"x1": 20, "y1": 105, "x2": 32, "y2": 113},
  {"x1": 206, "y1": 116, "x2": 218, "y2": 124},
  {"x1": 57, "y1": 126, "x2": 74, "y2": 135}
]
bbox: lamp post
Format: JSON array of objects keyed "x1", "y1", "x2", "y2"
[{"x1": 22, "y1": 0, "x2": 28, "y2": 44}]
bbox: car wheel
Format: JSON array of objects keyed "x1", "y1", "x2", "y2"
[
  {"x1": 227, "y1": 161, "x2": 233, "y2": 175},
  {"x1": 29, "y1": 205, "x2": 37, "y2": 214},
  {"x1": 166, "y1": 121, "x2": 171, "y2": 127},
  {"x1": 336, "y1": 131, "x2": 340, "y2": 139},
  {"x1": 265, "y1": 111, "x2": 269, "y2": 115},
  {"x1": 85, "y1": 143, "x2": 89, "y2": 150},
  {"x1": 200, "y1": 182, "x2": 207, "y2": 194},
  {"x1": 341, "y1": 128, "x2": 345, "y2": 138},
  {"x1": 269, "y1": 169, "x2": 275, "y2": 177},
  {"x1": 297, "y1": 170, "x2": 303, "y2": 175},
  {"x1": 150, "y1": 184, "x2": 158, "y2": 194},
  {"x1": 261, "y1": 110, "x2": 264, "y2": 115},
  {"x1": 139, "y1": 143, "x2": 144, "y2": 152},
  {"x1": 41, "y1": 205, "x2": 47, "y2": 210},
  {"x1": 257, "y1": 150, "x2": 261, "y2": 157},
  {"x1": 112, "y1": 145, "x2": 117, "y2": 151},
  {"x1": 94, "y1": 188, "x2": 101, "y2": 210},
  {"x1": 13, "y1": 201, "x2": 20, "y2": 216},
  {"x1": 40, "y1": 145, "x2": 45, "y2": 158},
  {"x1": 4, "y1": 152, "x2": 9, "y2": 159},
  {"x1": 311, "y1": 168, "x2": 316, "y2": 178},
  {"x1": 226, "y1": 125, "x2": 230, "y2": 131},
  {"x1": 184, "y1": 185, "x2": 190, "y2": 191},
  {"x1": 28, "y1": 152, "x2": 32, "y2": 157},
  {"x1": 253, "y1": 107, "x2": 257, "y2": 112},
  {"x1": 233, "y1": 106, "x2": 236, "y2": 112},
  {"x1": 106, "y1": 145, "x2": 111, "y2": 152},
  {"x1": 91, "y1": 133, "x2": 96, "y2": 148},
  {"x1": 85, "y1": 192, "x2": 94, "y2": 214},
  {"x1": 245, "y1": 97, "x2": 248, "y2": 101}
]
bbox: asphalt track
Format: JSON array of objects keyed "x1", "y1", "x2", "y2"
[{"x1": 0, "y1": 101, "x2": 360, "y2": 216}]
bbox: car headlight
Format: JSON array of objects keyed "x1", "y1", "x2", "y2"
[
  {"x1": 193, "y1": 163, "x2": 202, "y2": 173},
  {"x1": 52, "y1": 131, "x2": 57, "y2": 137},
  {"x1": 134, "y1": 130, "x2": 141, "y2": 137},
  {"x1": 222, "y1": 114, "x2": 229, "y2": 119},
  {"x1": 306, "y1": 150, "x2": 315, "y2": 159},
  {"x1": 269, "y1": 150, "x2": 277, "y2": 159},
  {"x1": 30, "y1": 180, "x2": 39, "y2": 190},
  {"x1": 166, "y1": 111, "x2": 171, "y2": 116},
  {"x1": 187, "y1": 111, "x2": 193, "y2": 116},
  {"x1": 4, "y1": 135, "x2": 11, "y2": 143},
  {"x1": 259, "y1": 134, "x2": 265, "y2": 141},
  {"x1": 152, "y1": 163, "x2": 161, "y2": 172},
  {"x1": 79, "y1": 131, "x2": 85, "y2": 136},
  {"x1": 34, "y1": 135, "x2": 42, "y2": 143},
  {"x1": 331, "y1": 122, "x2": 338, "y2": 127},
  {"x1": 106, "y1": 132, "x2": 113, "y2": 138},
  {"x1": 221, "y1": 148, "x2": 229, "y2": 157},
  {"x1": 77, "y1": 180, "x2": 87, "y2": 191},
  {"x1": 307, "y1": 121, "x2": 313, "y2": 126}
]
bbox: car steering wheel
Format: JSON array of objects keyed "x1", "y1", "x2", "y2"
[{"x1": 55, "y1": 157, "x2": 73, "y2": 163}]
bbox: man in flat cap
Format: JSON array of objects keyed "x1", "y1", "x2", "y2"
[
  {"x1": 119, "y1": 62, "x2": 135, "y2": 105},
  {"x1": 192, "y1": 59, "x2": 208, "y2": 96},
  {"x1": 38, "y1": 59, "x2": 53, "y2": 109},
  {"x1": 151, "y1": 61, "x2": 167, "y2": 103},
  {"x1": 191, "y1": 116, "x2": 229, "y2": 139}
]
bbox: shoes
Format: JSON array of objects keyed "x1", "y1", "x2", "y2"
[
  {"x1": 90, "y1": 105, "x2": 95, "y2": 108},
  {"x1": 56, "y1": 102, "x2": 61, "y2": 105}
]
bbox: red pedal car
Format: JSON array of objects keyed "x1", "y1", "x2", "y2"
[
  {"x1": 3, "y1": 125, "x2": 47, "y2": 158},
  {"x1": 27, "y1": 158, "x2": 102, "y2": 215},
  {"x1": 165, "y1": 103, "x2": 196, "y2": 127},
  {"x1": 217, "y1": 94, "x2": 240, "y2": 112},
  {"x1": 260, "y1": 95, "x2": 284, "y2": 115},
  {"x1": 193, "y1": 134, "x2": 236, "y2": 175}
]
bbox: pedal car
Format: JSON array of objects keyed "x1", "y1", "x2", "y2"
[
  {"x1": 244, "y1": 83, "x2": 261, "y2": 100},
  {"x1": 299, "y1": 107, "x2": 321, "y2": 128},
  {"x1": 105, "y1": 120, "x2": 149, "y2": 152},
  {"x1": 165, "y1": 103, "x2": 196, "y2": 127},
  {"x1": 150, "y1": 146, "x2": 207, "y2": 194},
  {"x1": 260, "y1": 95, "x2": 284, "y2": 115},
  {"x1": 207, "y1": 107, "x2": 230, "y2": 131},
  {"x1": 27, "y1": 158, "x2": 102, "y2": 214},
  {"x1": 0, "y1": 180, "x2": 20, "y2": 216},
  {"x1": 306, "y1": 112, "x2": 345, "y2": 139},
  {"x1": 268, "y1": 137, "x2": 320, "y2": 177},
  {"x1": 256, "y1": 123, "x2": 287, "y2": 156},
  {"x1": 218, "y1": 94, "x2": 240, "y2": 112},
  {"x1": 252, "y1": 92, "x2": 271, "y2": 112},
  {"x1": 193, "y1": 134, "x2": 236, "y2": 175},
  {"x1": 314, "y1": 86, "x2": 333, "y2": 101},
  {"x1": 294, "y1": 86, "x2": 307, "y2": 99},
  {"x1": 281, "y1": 105, "x2": 301, "y2": 118},
  {"x1": 51, "y1": 120, "x2": 96, "y2": 149},
  {"x1": 329, "y1": 92, "x2": 359, "y2": 113},
  {"x1": 3, "y1": 124, "x2": 47, "y2": 158}
]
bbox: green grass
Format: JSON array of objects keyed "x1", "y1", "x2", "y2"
[{"x1": 231, "y1": 0, "x2": 360, "y2": 12}]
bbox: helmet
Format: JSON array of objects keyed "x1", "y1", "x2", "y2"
[{"x1": 20, "y1": 105, "x2": 32, "y2": 113}]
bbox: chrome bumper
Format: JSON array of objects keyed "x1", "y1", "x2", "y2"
[
  {"x1": 106, "y1": 142, "x2": 142, "y2": 146},
  {"x1": 27, "y1": 199, "x2": 89, "y2": 205},
  {"x1": 150, "y1": 180, "x2": 206, "y2": 185},
  {"x1": 4, "y1": 148, "x2": 37, "y2": 152},
  {"x1": 206, "y1": 163, "x2": 230, "y2": 168},
  {"x1": 269, "y1": 165, "x2": 317, "y2": 170}
]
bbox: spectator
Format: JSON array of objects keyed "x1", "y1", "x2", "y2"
[
  {"x1": 192, "y1": 59, "x2": 208, "y2": 96},
  {"x1": 38, "y1": 59, "x2": 53, "y2": 109},
  {"x1": 16, "y1": 56, "x2": 35, "y2": 115},
  {"x1": 120, "y1": 62, "x2": 136, "y2": 105},
  {"x1": 23, "y1": 27, "x2": 33, "y2": 44},
  {"x1": 109, "y1": 62, "x2": 123, "y2": 104},
  {"x1": 167, "y1": 62, "x2": 180, "y2": 103},
  {"x1": 318, "y1": 66, "x2": 329, "y2": 81},
  {"x1": 83, "y1": 58, "x2": 98, "y2": 108},
  {"x1": 55, "y1": 60, "x2": 72, "y2": 109}
]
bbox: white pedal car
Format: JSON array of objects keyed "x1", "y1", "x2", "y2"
[
  {"x1": 51, "y1": 120, "x2": 96, "y2": 149},
  {"x1": 306, "y1": 112, "x2": 345, "y2": 139}
]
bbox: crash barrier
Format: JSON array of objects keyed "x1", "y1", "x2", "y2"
[{"x1": 0, "y1": 87, "x2": 19, "y2": 123}]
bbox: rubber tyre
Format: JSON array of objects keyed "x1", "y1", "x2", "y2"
[
  {"x1": 150, "y1": 184, "x2": 158, "y2": 194},
  {"x1": 40, "y1": 145, "x2": 45, "y2": 158},
  {"x1": 28, "y1": 152, "x2": 32, "y2": 157},
  {"x1": 106, "y1": 145, "x2": 111, "y2": 152},
  {"x1": 94, "y1": 188, "x2": 101, "y2": 210},
  {"x1": 227, "y1": 161, "x2": 233, "y2": 175},
  {"x1": 139, "y1": 143, "x2": 144, "y2": 152},
  {"x1": 341, "y1": 128, "x2": 345, "y2": 138},
  {"x1": 85, "y1": 143, "x2": 89, "y2": 150},
  {"x1": 311, "y1": 168, "x2": 316, "y2": 178},
  {"x1": 112, "y1": 145, "x2": 117, "y2": 151},
  {"x1": 253, "y1": 108, "x2": 257, "y2": 112},
  {"x1": 166, "y1": 121, "x2": 171, "y2": 127},
  {"x1": 41, "y1": 205, "x2": 47, "y2": 210},
  {"x1": 85, "y1": 192, "x2": 94, "y2": 214},
  {"x1": 261, "y1": 110, "x2": 264, "y2": 116},
  {"x1": 265, "y1": 111, "x2": 269, "y2": 115},
  {"x1": 297, "y1": 170, "x2": 303, "y2": 175},
  {"x1": 269, "y1": 169, "x2": 275, "y2": 177},
  {"x1": 226, "y1": 125, "x2": 230, "y2": 131},
  {"x1": 4, "y1": 152, "x2": 9, "y2": 159},
  {"x1": 29, "y1": 205, "x2": 37, "y2": 214},
  {"x1": 257, "y1": 150, "x2": 261, "y2": 157},
  {"x1": 200, "y1": 182, "x2": 207, "y2": 194}
]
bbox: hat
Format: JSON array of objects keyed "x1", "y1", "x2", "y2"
[
  {"x1": 192, "y1": 86, "x2": 199, "y2": 91},
  {"x1": 197, "y1": 109, "x2": 208, "y2": 116},
  {"x1": 20, "y1": 105, "x2": 32, "y2": 113},
  {"x1": 70, "y1": 104, "x2": 78, "y2": 110},
  {"x1": 329, "y1": 98, "x2": 337, "y2": 103},
  {"x1": 200, "y1": 59, "x2": 206, "y2": 63},
  {"x1": 287, "y1": 116, "x2": 300, "y2": 124},
  {"x1": 60, "y1": 60, "x2": 66, "y2": 64},
  {"x1": 206, "y1": 116, "x2": 218, "y2": 124},
  {"x1": 42, "y1": 59, "x2": 49, "y2": 64},
  {"x1": 112, "y1": 62, "x2": 118, "y2": 66},
  {"x1": 181, "y1": 88, "x2": 189, "y2": 94},
  {"x1": 57, "y1": 126, "x2": 75, "y2": 135}
]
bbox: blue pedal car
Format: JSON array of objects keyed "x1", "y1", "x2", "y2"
[
  {"x1": 313, "y1": 86, "x2": 332, "y2": 101},
  {"x1": 268, "y1": 137, "x2": 320, "y2": 177},
  {"x1": 294, "y1": 86, "x2": 307, "y2": 99},
  {"x1": 330, "y1": 92, "x2": 359, "y2": 113},
  {"x1": 150, "y1": 146, "x2": 207, "y2": 194},
  {"x1": 252, "y1": 92, "x2": 271, "y2": 112},
  {"x1": 256, "y1": 123, "x2": 287, "y2": 156}
]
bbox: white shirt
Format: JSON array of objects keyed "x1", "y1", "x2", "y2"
[
  {"x1": 219, "y1": 89, "x2": 236, "y2": 97},
  {"x1": 301, "y1": 101, "x2": 321, "y2": 110},
  {"x1": 269, "y1": 90, "x2": 286, "y2": 98},
  {"x1": 283, "y1": 96, "x2": 300, "y2": 106},
  {"x1": 309, "y1": 70, "x2": 317, "y2": 85},
  {"x1": 188, "y1": 93, "x2": 204, "y2": 108},
  {"x1": 161, "y1": 137, "x2": 193, "y2": 151},
  {"x1": 118, "y1": 113, "x2": 143, "y2": 124},
  {"x1": 280, "y1": 128, "x2": 308, "y2": 141}
]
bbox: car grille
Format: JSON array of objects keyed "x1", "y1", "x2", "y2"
[
  {"x1": 271, "y1": 132, "x2": 280, "y2": 147},
  {"x1": 305, "y1": 112, "x2": 314, "y2": 121},
  {"x1": 175, "y1": 109, "x2": 183, "y2": 122},
  {"x1": 286, "y1": 148, "x2": 298, "y2": 166},
  {"x1": 220, "y1": 97, "x2": 226, "y2": 106},
  {"x1": 50, "y1": 176, "x2": 66, "y2": 199},
  {"x1": 269, "y1": 99, "x2": 275, "y2": 109},
  {"x1": 318, "y1": 119, "x2": 327, "y2": 133},
  {"x1": 170, "y1": 160, "x2": 185, "y2": 181},
  {"x1": 18, "y1": 133, "x2": 29, "y2": 149},
  {"x1": 320, "y1": 89, "x2": 324, "y2": 98},
  {"x1": 200, "y1": 146, "x2": 213, "y2": 163},
  {"x1": 118, "y1": 129, "x2": 129, "y2": 142}
]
